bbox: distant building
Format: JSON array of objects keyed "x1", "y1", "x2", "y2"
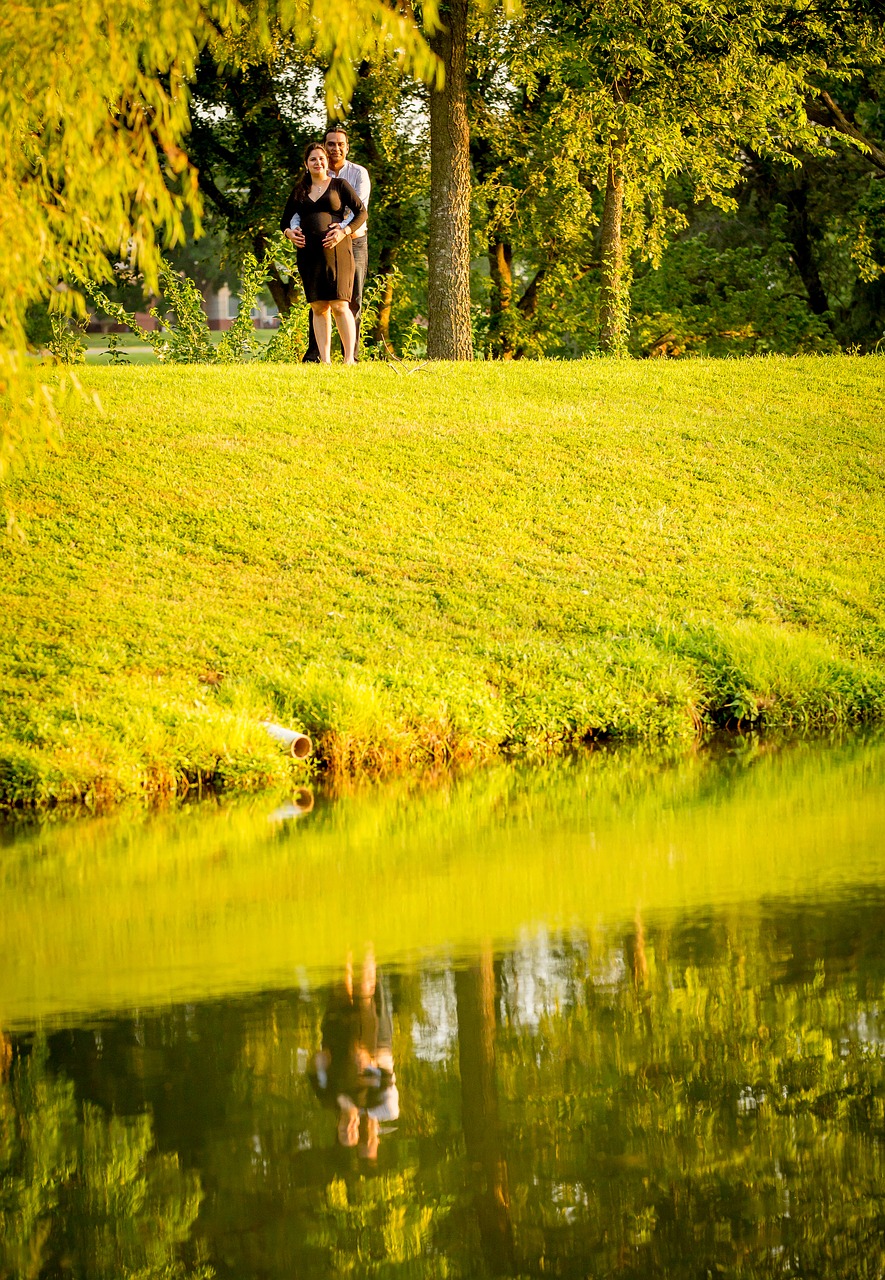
[
  {"x1": 87, "y1": 284, "x2": 279, "y2": 332},
  {"x1": 202, "y1": 284, "x2": 279, "y2": 331}
]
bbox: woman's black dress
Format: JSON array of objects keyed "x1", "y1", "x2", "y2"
[{"x1": 279, "y1": 177, "x2": 367, "y2": 303}]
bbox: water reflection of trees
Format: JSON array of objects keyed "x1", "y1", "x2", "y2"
[
  {"x1": 2, "y1": 896, "x2": 884, "y2": 1278},
  {"x1": 487, "y1": 902, "x2": 885, "y2": 1278},
  {"x1": 0, "y1": 1040, "x2": 206, "y2": 1280}
]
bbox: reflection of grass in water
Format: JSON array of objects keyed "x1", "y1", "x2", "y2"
[
  {"x1": 1, "y1": 733, "x2": 883, "y2": 1024},
  {"x1": 2, "y1": 357, "x2": 885, "y2": 807}
]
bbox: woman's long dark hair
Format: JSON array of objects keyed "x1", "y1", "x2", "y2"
[{"x1": 291, "y1": 142, "x2": 331, "y2": 203}]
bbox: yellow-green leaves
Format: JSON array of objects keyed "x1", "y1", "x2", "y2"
[
  {"x1": 0, "y1": 0, "x2": 443, "y2": 350},
  {"x1": 0, "y1": 0, "x2": 207, "y2": 344},
  {"x1": 0, "y1": 0, "x2": 443, "y2": 486}
]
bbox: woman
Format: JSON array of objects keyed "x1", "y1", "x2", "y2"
[
  {"x1": 309, "y1": 950, "x2": 398, "y2": 1161},
  {"x1": 280, "y1": 143, "x2": 367, "y2": 364}
]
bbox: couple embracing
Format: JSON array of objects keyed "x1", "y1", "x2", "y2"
[{"x1": 280, "y1": 125, "x2": 370, "y2": 365}]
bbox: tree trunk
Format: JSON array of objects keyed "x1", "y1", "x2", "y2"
[
  {"x1": 373, "y1": 268, "x2": 396, "y2": 346},
  {"x1": 783, "y1": 180, "x2": 831, "y2": 318},
  {"x1": 455, "y1": 951, "x2": 517, "y2": 1274},
  {"x1": 598, "y1": 153, "x2": 626, "y2": 354},
  {"x1": 254, "y1": 232, "x2": 299, "y2": 317},
  {"x1": 428, "y1": 0, "x2": 473, "y2": 360},
  {"x1": 741, "y1": 150, "x2": 832, "y2": 325},
  {"x1": 488, "y1": 237, "x2": 514, "y2": 358},
  {"x1": 517, "y1": 267, "x2": 546, "y2": 320},
  {"x1": 265, "y1": 272, "x2": 299, "y2": 317}
]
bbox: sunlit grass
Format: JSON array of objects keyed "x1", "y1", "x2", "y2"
[
  {"x1": 81, "y1": 330, "x2": 280, "y2": 364},
  {"x1": 1, "y1": 356, "x2": 883, "y2": 805}
]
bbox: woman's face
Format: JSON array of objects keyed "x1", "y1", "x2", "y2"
[{"x1": 306, "y1": 148, "x2": 329, "y2": 181}]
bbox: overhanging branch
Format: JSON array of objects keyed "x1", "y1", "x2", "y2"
[{"x1": 808, "y1": 91, "x2": 885, "y2": 175}]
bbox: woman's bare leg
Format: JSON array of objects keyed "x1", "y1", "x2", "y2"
[
  {"x1": 311, "y1": 303, "x2": 333, "y2": 363},
  {"x1": 331, "y1": 301, "x2": 357, "y2": 364}
]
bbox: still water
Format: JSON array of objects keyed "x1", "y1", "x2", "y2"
[{"x1": 1, "y1": 735, "x2": 884, "y2": 1279}]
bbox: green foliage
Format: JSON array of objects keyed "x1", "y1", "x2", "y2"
[
  {"x1": 463, "y1": 0, "x2": 885, "y2": 356},
  {"x1": 360, "y1": 267, "x2": 429, "y2": 360},
  {"x1": 629, "y1": 210, "x2": 840, "y2": 357},
  {"x1": 152, "y1": 263, "x2": 218, "y2": 364},
  {"x1": 0, "y1": 0, "x2": 203, "y2": 354},
  {"x1": 24, "y1": 303, "x2": 54, "y2": 352},
  {"x1": 260, "y1": 307, "x2": 309, "y2": 363},
  {"x1": 47, "y1": 315, "x2": 88, "y2": 366},
  {"x1": 215, "y1": 255, "x2": 266, "y2": 364},
  {"x1": 1, "y1": 357, "x2": 884, "y2": 805},
  {"x1": 359, "y1": 272, "x2": 396, "y2": 361},
  {"x1": 729, "y1": 67, "x2": 885, "y2": 352},
  {"x1": 102, "y1": 334, "x2": 132, "y2": 366},
  {"x1": 84, "y1": 234, "x2": 304, "y2": 365},
  {"x1": 83, "y1": 281, "x2": 168, "y2": 357}
]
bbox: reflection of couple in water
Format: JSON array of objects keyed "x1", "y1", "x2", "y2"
[{"x1": 309, "y1": 949, "x2": 398, "y2": 1161}]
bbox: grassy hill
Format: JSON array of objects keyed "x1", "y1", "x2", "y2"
[{"x1": 1, "y1": 355, "x2": 883, "y2": 807}]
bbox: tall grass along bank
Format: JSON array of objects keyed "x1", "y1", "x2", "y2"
[{"x1": 1, "y1": 356, "x2": 883, "y2": 807}]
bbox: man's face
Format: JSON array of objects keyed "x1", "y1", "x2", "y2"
[{"x1": 325, "y1": 131, "x2": 349, "y2": 171}]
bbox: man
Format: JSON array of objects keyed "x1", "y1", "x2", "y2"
[{"x1": 301, "y1": 125, "x2": 371, "y2": 363}]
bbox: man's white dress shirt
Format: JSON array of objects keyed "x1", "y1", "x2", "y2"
[{"x1": 336, "y1": 159, "x2": 370, "y2": 238}]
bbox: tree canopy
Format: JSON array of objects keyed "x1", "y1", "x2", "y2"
[
  {"x1": 3, "y1": 0, "x2": 885, "y2": 379},
  {"x1": 0, "y1": 0, "x2": 441, "y2": 475},
  {"x1": 158, "y1": 0, "x2": 885, "y2": 361}
]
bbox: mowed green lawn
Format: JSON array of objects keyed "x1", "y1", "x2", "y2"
[
  {"x1": 2, "y1": 356, "x2": 883, "y2": 806},
  {"x1": 81, "y1": 330, "x2": 280, "y2": 365}
]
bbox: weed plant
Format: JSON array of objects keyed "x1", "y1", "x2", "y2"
[
  {"x1": 77, "y1": 235, "x2": 305, "y2": 366},
  {"x1": 1, "y1": 356, "x2": 883, "y2": 806}
]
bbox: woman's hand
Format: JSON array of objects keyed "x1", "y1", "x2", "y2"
[
  {"x1": 285, "y1": 227, "x2": 306, "y2": 247},
  {"x1": 323, "y1": 222, "x2": 347, "y2": 248}
]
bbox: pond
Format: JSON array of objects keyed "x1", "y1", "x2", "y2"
[{"x1": 1, "y1": 733, "x2": 884, "y2": 1279}]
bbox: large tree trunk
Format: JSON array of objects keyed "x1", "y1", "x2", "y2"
[
  {"x1": 598, "y1": 152, "x2": 626, "y2": 353},
  {"x1": 428, "y1": 0, "x2": 473, "y2": 360},
  {"x1": 455, "y1": 951, "x2": 516, "y2": 1274}
]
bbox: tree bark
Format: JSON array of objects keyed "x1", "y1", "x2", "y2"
[
  {"x1": 373, "y1": 267, "x2": 396, "y2": 345},
  {"x1": 488, "y1": 237, "x2": 514, "y2": 358},
  {"x1": 428, "y1": 0, "x2": 473, "y2": 360},
  {"x1": 783, "y1": 180, "x2": 831, "y2": 318},
  {"x1": 517, "y1": 266, "x2": 546, "y2": 319},
  {"x1": 264, "y1": 271, "x2": 299, "y2": 317},
  {"x1": 808, "y1": 91, "x2": 885, "y2": 175},
  {"x1": 598, "y1": 153, "x2": 626, "y2": 353},
  {"x1": 740, "y1": 150, "x2": 831, "y2": 322}
]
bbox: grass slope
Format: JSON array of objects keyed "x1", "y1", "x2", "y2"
[{"x1": 1, "y1": 356, "x2": 884, "y2": 806}]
